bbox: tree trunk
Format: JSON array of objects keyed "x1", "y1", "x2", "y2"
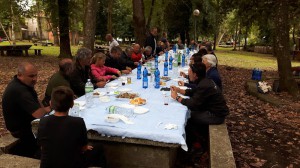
[
  {"x1": 273, "y1": 0, "x2": 298, "y2": 96},
  {"x1": 233, "y1": 22, "x2": 238, "y2": 51},
  {"x1": 58, "y1": 0, "x2": 72, "y2": 58},
  {"x1": 132, "y1": 0, "x2": 146, "y2": 46},
  {"x1": 36, "y1": 1, "x2": 43, "y2": 40},
  {"x1": 243, "y1": 27, "x2": 248, "y2": 51},
  {"x1": 146, "y1": 0, "x2": 155, "y2": 29},
  {"x1": 83, "y1": 0, "x2": 98, "y2": 51},
  {"x1": 107, "y1": 0, "x2": 113, "y2": 34}
]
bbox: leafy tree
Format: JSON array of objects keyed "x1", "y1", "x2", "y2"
[{"x1": 57, "y1": 0, "x2": 72, "y2": 58}]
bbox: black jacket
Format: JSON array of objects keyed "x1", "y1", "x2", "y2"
[
  {"x1": 144, "y1": 34, "x2": 156, "y2": 55},
  {"x1": 105, "y1": 55, "x2": 127, "y2": 71},
  {"x1": 181, "y1": 78, "x2": 229, "y2": 117},
  {"x1": 69, "y1": 63, "x2": 92, "y2": 97}
]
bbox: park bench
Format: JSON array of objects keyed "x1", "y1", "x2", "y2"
[
  {"x1": 209, "y1": 123, "x2": 236, "y2": 168},
  {"x1": 33, "y1": 49, "x2": 43, "y2": 56},
  {"x1": 0, "y1": 134, "x2": 19, "y2": 154},
  {"x1": 41, "y1": 41, "x2": 54, "y2": 46}
]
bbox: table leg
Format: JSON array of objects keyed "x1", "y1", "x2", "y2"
[
  {"x1": 25, "y1": 50, "x2": 29, "y2": 56},
  {"x1": 35, "y1": 50, "x2": 37, "y2": 56},
  {"x1": 38, "y1": 50, "x2": 41, "y2": 56}
]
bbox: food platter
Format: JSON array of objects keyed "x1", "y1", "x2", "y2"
[{"x1": 129, "y1": 97, "x2": 146, "y2": 106}]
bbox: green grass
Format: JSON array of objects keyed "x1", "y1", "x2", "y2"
[
  {"x1": 215, "y1": 47, "x2": 300, "y2": 71},
  {"x1": 0, "y1": 41, "x2": 80, "y2": 57},
  {"x1": 1, "y1": 41, "x2": 300, "y2": 70}
]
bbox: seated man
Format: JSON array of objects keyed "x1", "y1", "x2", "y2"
[
  {"x1": 142, "y1": 46, "x2": 153, "y2": 62},
  {"x1": 69, "y1": 47, "x2": 106, "y2": 97},
  {"x1": 105, "y1": 46, "x2": 132, "y2": 74},
  {"x1": 171, "y1": 62, "x2": 229, "y2": 152},
  {"x1": 131, "y1": 43, "x2": 142, "y2": 62},
  {"x1": 38, "y1": 86, "x2": 106, "y2": 168},
  {"x1": 42, "y1": 58, "x2": 73, "y2": 106},
  {"x1": 202, "y1": 54, "x2": 222, "y2": 90},
  {"x1": 121, "y1": 46, "x2": 138, "y2": 69},
  {"x1": 2, "y1": 62, "x2": 51, "y2": 158}
]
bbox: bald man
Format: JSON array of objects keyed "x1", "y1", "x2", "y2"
[
  {"x1": 2, "y1": 62, "x2": 51, "y2": 157},
  {"x1": 106, "y1": 34, "x2": 119, "y2": 53},
  {"x1": 131, "y1": 43, "x2": 142, "y2": 62},
  {"x1": 42, "y1": 58, "x2": 74, "y2": 106}
]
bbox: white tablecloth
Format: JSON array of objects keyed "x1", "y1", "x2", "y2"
[{"x1": 77, "y1": 61, "x2": 190, "y2": 150}]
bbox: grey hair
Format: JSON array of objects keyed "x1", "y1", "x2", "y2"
[
  {"x1": 17, "y1": 62, "x2": 34, "y2": 75},
  {"x1": 75, "y1": 47, "x2": 92, "y2": 62},
  {"x1": 144, "y1": 46, "x2": 152, "y2": 52},
  {"x1": 203, "y1": 54, "x2": 217, "y2": 67}
]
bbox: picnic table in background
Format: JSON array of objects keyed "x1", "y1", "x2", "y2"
[{"x1": 0, "y1": 45, "x2": 32, "y2": 56}]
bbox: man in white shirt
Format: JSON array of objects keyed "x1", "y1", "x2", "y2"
[{"x1": 106, "y1": 34, "x2": 119, "y2": 53}]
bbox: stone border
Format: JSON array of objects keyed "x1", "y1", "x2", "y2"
[{"x1": 209, "y1": 123, "x2": 236, "y2": 168}]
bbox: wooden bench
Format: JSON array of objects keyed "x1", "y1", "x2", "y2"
[
  {"x1": 41, "y1": 41, "x2": 54, "y2": 46},
  {"x1": 209, "y1": 123, "x2": 236, "y2": 168},
  {"x1": 34, "y1": 49, "x2": 43, "y2": 56},
  {"x1": 0, "y1": 154, "x2": 40, "y2": 167}
]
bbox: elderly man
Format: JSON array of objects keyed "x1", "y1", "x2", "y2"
[
  {"x1": 142, "y1": 46, "x2": 153, "y2": 62},
  {"x1": 69, "y1": 47, "x2": 106, "y2": 97},
  {"x1": 105, "y1": 46, "x2": 132, "y2": 74},
  {"x1": 106, "y1": 34, "x2": 119, "y2": 53},
  {"x1": 2, "y1": 62, "x2": 51, "y2": 157},
  {"x1": 144, "y1": 27, "x2": 158, "y2": 55},
  {"x1": 202, "y1": 54, "x2": 222, "y2": 90},
  {"x1": 131, "y1": 43, "x2": 142, "y2": 62},
  {"x1": 42, "y1": 58, "x2": 73, "y2": 106}
]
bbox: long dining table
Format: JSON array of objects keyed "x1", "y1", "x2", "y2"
[{"x1": 77, "y1": 58, "x2": 191, "y2": 168}]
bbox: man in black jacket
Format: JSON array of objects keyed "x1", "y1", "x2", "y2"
[
  {"x1": 171, "y1": 62, "x2": 229, "y2": 152},
  {"x1": 69, "y1": 47, "x2": 106, "y2": 97},
  {"x1": 144, "y1": 27, "x2": 157, "y2": 55},
  {"x1": 105, "y1": 46, "x2": 132, "y2": 74}
]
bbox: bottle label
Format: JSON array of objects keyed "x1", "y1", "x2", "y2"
[{"x1": 85, "y1": 86, "x2": 93, "y2": 93}]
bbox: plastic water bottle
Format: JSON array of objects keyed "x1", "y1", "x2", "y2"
[
  {"x1": 85, "y1": 79, "x2": 94, "y2": 108},
  {"x1": 181, "y1": 54, "x2": 185, "y2": 67},
  {"x1": 154, "y1": 68, "x2": 160, "y2": 88},
  {"x1": 155, "y1": 55, "x2": 158, "y2": 69},
  {"x1": 173, "y1": 45, "x2": 177, "y2": 53},
  {"x1": 177, "y1": 53, "x2": 181, "y2": 66},
  {"x1": 164, "y1": 61, "x2": 168, "y2": 76},
  {"x1": 165, "y1": 52, "x2": 168, "y2": 61},
  {"x1": 143, "y1": 67, "x2": 148, "y2": 88},
  {"x1": 107, "y1": 105, "x2": 133, "y2": 116},
  {"x1": 137, "y1": 63, "x2": 141, "y2": 79},
  {"x1": 169, "y1": 56, "x2": 173, "y2": 70}
]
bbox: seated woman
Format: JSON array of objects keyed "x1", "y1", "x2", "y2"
[
  {"x1": 91, "y1": 52, "x2": 121, "y2": 81},
  {"x1": 170, "y1": 62, "x2": 229, "y2": 152},
  {"x1": 202, "y1": 54, "x2": 222, "y2": 90}
]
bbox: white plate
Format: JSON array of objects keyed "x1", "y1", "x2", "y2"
[
  {"x1": 106, "y1": 82, "x2": 118, "y2": 87},
  {"x1": 134, "y1": 107, "x2": 149, "y2": 114},
  {"x1": 105, "y1": 115, "x2": 120, "y2": 123},
  {"x1": 118, "y1": 88, "x2": 132, "y2": 93},
  {"x1": 118, "y1": 77, "x2": 126, "y2": 81},
  {"x1": 119, "y1": 104, "x2": 135, "y2": 109},
  {"x1": 99, "y1": 96, "x2": 110, "y2": 102}
]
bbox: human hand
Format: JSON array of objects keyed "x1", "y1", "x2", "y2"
[
  {"x1": 126, "y1": 67, "x2": 132, "y2": 72},
  {"x1": 170, "y1": 86, "x2": 178, "y2": 99},
  {"x1": 117, "y1": 71, "x2": 122, "y2": 76},
  {"x1": 122, "y1": 70, "x2": 130, "y2": 74},
  {"x1": 111, "y1": 75, "x2": 117, "y2": 79},
  {"x1": 178, "y1": 81, "x2": 185, "y2": 86},
  {"x1": 180, "y1": 72, "x2": 186, "y2": 78},
  {"x1": 82, "y1": 145, "x2": 93, "y2": 152},
  {"x1": 96, "y1": 81, "x2": 106, "y2": 88}
]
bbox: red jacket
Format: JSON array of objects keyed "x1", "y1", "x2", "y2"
[{"x1": 131, "y1": 52, "x2": 142, "y2": 62}]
